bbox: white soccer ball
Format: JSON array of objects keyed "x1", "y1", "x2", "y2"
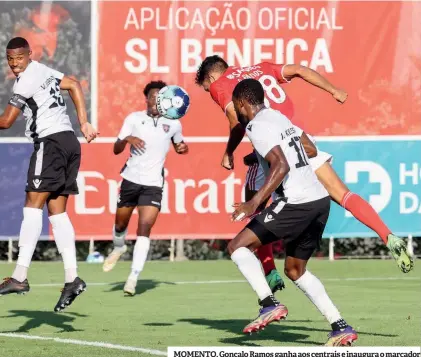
[{"x1": 156, "y1": 85, "x2": 190, "y2": 120}]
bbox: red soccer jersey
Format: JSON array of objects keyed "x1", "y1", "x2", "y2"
[{"x1": 209, "y1": 62, "x2": 295, "y2": 120}]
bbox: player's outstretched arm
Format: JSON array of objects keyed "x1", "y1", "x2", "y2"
[
  {"x1": 282, "y1": 64, "x2": 347, "y2": 103},
  {"x1": 232, "y1": 146, "x2": 289, "y2": 222},
  {"x1": 251, "y1": 146, "x2": 290, "y2": 208},
  {"x1": 0, "y1": 104, "x2": 21, "y2": 129},
  {"x1": 60, "y1": 76, "x2": 98, "y2": 143}
]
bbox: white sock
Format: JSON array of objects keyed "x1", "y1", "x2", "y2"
[
  {"x1": 231, "y1": 247, "x2": 272, "y2": 301},
  {"x1": 49, "y1": 213, "x2": 78, "y2": 283},
  {"x1": 113, "y1": 225, "x2": 127, "y2": 249},
  {"x1": 294, "y1": 270, "x2": 342, "y2": 324},
  {"x1": 129, "y1": 236, "x2": 150, "y2": 281},
  {"x1": 12, "y1": 207, "x2": 43, "y2": 282}
]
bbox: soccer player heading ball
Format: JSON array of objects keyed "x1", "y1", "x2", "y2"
[{"x1": 195, "y1": 55, "x2": 413, "y2": 289}]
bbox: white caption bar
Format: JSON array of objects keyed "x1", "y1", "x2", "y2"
[{"x1": 168, "y1": 347, "x2": 421, "y2": 357}]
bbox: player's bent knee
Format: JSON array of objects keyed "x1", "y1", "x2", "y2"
[
  {"x1": 25, "y1": 192, "x2": 50, "y2": 209},
  {"x1": 228, "y1": 241, "x2": 242, "y2": 256},
  {"x1": 228, "y1": 238, "x2": 254, "y2": 256},
  {"x1": 284, "y1": 265, "x2": 305, "y2": 281},
  {"x1": 115, "y1": 223, "x2": 128, "y2": 233}
]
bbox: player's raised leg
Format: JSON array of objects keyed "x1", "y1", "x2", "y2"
[
  {"x1": 103, "y1": 206, "x2": 135, "y2": 272},
  {"x1": 124, "y1": 201, "x2": 160, "y2": 296},
  {"x1": 0, "y1": 192, "x2": 49, "y2": 296},
  {"x1": 316, "y1": 162, "x2": 413, "y2": 273},
  {"x1": 228, "y1": 229, "x2": 288, "y2": 334},
  {"x1": 48, "y1": 194, "x2": 86, "y2": 312}
]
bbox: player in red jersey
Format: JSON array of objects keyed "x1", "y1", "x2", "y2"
[{"x1": 195, "y1": 55, "x2": 413, "y2": 283}]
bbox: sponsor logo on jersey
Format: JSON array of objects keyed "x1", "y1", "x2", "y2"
[
  {"x1": 33, "y1": 179, "x2": 42, "y2": 189},
  {"x1": 264, "y1": 213, "x2": 274, "y2": 223}
]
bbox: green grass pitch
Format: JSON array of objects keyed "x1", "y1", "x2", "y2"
[{"x1": 0, "y1": 259, "x2": 419, "y2": 357}]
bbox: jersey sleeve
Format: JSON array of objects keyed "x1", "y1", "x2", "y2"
[
  {"x1": 117, "y1": 114, "x2": 134, "y2": 140},
  {"x1": 50, "y1": 68, "x2": 64, "y2": 82},
  {"x1": 247, "y1": 121, "x2": 281, "y2": 159},
  {"x1": 209, "y1": 81, "x2": 232, "y2": 113},
  {"x1": 172, "y1": 121, "x2": 184, "y2": 144},
  {"x1": 11, "y1": 75, "x2": 38, "y2": 100},
  {"x1": 261, "y1": 62, "x2": 290, "y2": 84}
]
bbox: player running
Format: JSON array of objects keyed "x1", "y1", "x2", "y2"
[
  {"x1": 102, "y1": 81, "x2": 188, "y2": 296},
  {"x1": 195, "y1": 55, "x2": 413, "y2": 275},
  {"x1": 0, "y1": 37, "x2": 98, "y2": 311},
  {"x1": 230, "y1": 79, "x2": 357, "y2": 346}
]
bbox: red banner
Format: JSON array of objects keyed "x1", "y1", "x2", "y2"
[
  {"x1": 67, "y1": 142, "x2": 253, "y2": 239},
  {"x1": 97, "y1": 1, "x2": 421, "y2": 137}
]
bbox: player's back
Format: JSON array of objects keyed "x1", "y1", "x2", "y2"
[
  {"x1": 246, "y1": 108, "x2": 327, "y2": 204},
  {"x1": 12, "y1": 60, "x2": 73, "y2": 140},
  {"x1": 210, "y1": 62, "x2": 294, "y2": 119}
]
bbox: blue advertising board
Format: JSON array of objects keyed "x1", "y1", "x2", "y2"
[
  {"x1": 0, "y1": 139, "x2": 419, "y2": 240},
  {"x1": 319, "y1": 139, "x2": 421, "y2": 238}
]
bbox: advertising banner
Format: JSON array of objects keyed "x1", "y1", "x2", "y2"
[{"x1": 97, "y1": 1, "x2": 421, "y2": 138}]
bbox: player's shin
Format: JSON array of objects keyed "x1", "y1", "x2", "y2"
[
  {"x1": 341, "y1": 192, "x2": 391, "y2": 244},
  {"x1": 129, "y1": 236, "x2": 151, "y2": 281},
  {"x1": 231, "y1": 247, "x2": 273, "y2": 301},
  {"x1": 103, "y1": 225, "x2": 128, "y2": 272},
  {"x1": 256, "y1": 244, "x2": 276, "y2": 275},
  {"x1": 12, "y1": 207, "x2": 43, "y2": 282},
  {"x1": 293, "y1": 270, "x2": 346, "y2": 328},
  {"x1": 113, "y1": 225, "x2": 128, "y2": 250},
  {"x1": 232, "y1": 247, "x2": 288, "y2": 333},
  {"x1": 49, "y1": 213, "x2": 78, "y2": 283}
]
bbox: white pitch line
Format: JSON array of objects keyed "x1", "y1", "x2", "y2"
[
  {"x1": 0, "y1": 333, "x2": 166, "y2": 355},
  {"x1": 29, "y1": 276, "x2": 420, "y2": 288}
]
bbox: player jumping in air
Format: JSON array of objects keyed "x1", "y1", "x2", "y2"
[
  {"x1": 230, "y1": 79, "x2": 358, "y2": 346},
  {"x1": 102, "y1": 81, "x2": 188, "y2": 296},
  {"x1": 195, "y1": 55, "x2": 413, "y2": 279},
  {"x1": 0, "y1": 37, "x2": 98, "y2": 311}
]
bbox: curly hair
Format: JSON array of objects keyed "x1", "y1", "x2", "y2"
[
  {"x1": 143, "y1": 80, "x2": 167, "y2": 97},
  {"x1": 232, "y1": 79, "x2": 265, "y2": 105}
]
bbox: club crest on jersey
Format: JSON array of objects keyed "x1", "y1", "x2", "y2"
[{"x1": 162, "y1": 124, "x2": 170, "y2": 133}]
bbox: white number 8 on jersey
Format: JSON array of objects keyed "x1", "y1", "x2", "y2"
[{"x1": 259, "y1": 75, "x2": 286, "y2": 108}]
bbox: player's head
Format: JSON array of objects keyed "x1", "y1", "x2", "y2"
[
  {"x1": 6, "y1": 37, "x2": 32, "y2": 77},
  {"x1": 143, "y1": 80, "x2": 167, "y2": 117},
  {"x1": 195, "y1": 55, "x2": 228, "y2": 92},
  {"x1": 232, "y1": 79, "x2": 265, "y2": 125}
]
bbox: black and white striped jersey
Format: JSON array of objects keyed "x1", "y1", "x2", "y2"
[{"x1": 9, "y1": 60, "x2": 74, "y2": 141}]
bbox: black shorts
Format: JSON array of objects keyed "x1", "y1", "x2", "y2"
[
  {"x1": 246, "y1": 196, "x2": 331, "y2": 260},
  {"x1": 117, "y1": 179, "x2": 163, "y2": 210},
  {"x1": 26, "y1": 131, "x2": 80, "y2": 195}
]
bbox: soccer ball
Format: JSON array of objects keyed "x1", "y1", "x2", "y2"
[{"x1": 156, "y1": 85, "x2": 190, "y2": 120}]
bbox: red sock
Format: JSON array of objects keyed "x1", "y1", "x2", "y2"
[
  {"x1": 256, "y1": 244, "x2": 276, "y2": 275},
  {"x1": 341, "y1": 192, "x2": 391, "y2": 244}
]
